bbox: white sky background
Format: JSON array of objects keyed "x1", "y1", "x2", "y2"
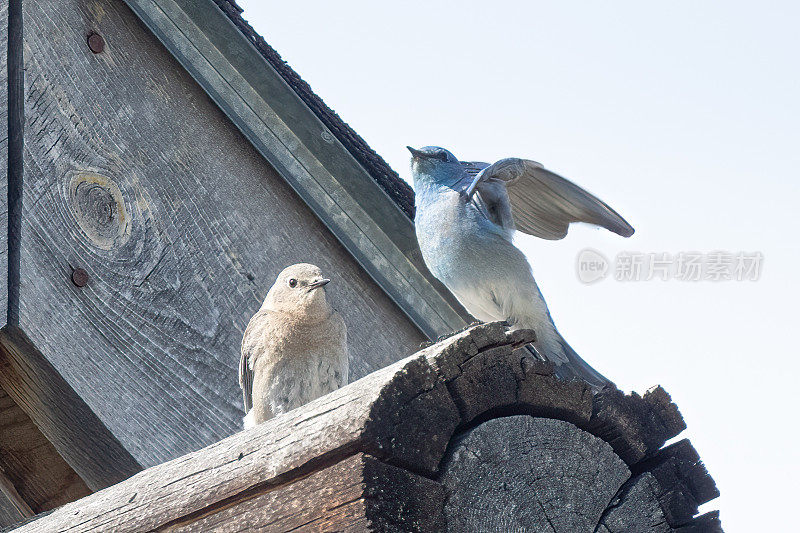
[{"x1": 238, "y1": 1, "x2": 798, "y2": 530}]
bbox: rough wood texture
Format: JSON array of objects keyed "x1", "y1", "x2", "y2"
[
  {"x1": 596, "y1": 472, "x2": 673, "y2": 533},
  {"x1": 0, "y1": 327, "x2": 142, "y2": 490},
  {"x1": 0, "y1": 385, "x2": 90, "y2": 517},
  {"x1": 598, "y1": 471, "x2": 722, "y2": 533},
  {"x1": 589, "y1": 384, "x2": 687, "y2": 465},
  {"x1": 444, "y1": 339, "x2": 594, "y2": 429},
  {"x1": 0, "y1": 4, "x2": 14, "y2": 519},
  {"x1": 1, "y1": 0, "x2": 9, "y2": 324},
  {"x1": 8, "y1": 323, "x2": 516, "y2": 532},
  {"x1": 17, "y1": 0, "x2": 425, "y2": 469},
  {"x1": 0, "y1": 495, "x2": 25, "y2": 531},
  {"x1": 441, "y1": 415, "x2": 721, "y2": 532},
  {"x1": 440, "y1": 415, "x2": 631, "y2": 532},
  {"x1": 629, "y1": 439, "x2": 720, "y2": 527},
  {"x1": 13, "y1": 323, "x2": 720, "y2": 533},
  {"x1": 125, "y1": 0, "x2": 470, "y2": 339},
  {"x1": 0, "y1": 469, "x2": 31, "y2": 527},
  {"x1": 164, "y1": 453, "x2": 445, "y2": 532}
]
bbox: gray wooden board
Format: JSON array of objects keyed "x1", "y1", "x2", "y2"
[
  {"x1": 0, "y1": 495, "x2": 23, "y2": 532},
  {"x1": 439, "y1": 415, "x2": 631, "y2": 532},
  {"x1": 0, "y1": 385, "x2": 91, "y2": 513},
  {"x1": 17, "y1": 0, "x2": 426, "y2": 468},
  {"x1": 0, "y1": 327, "x2": 141, "y2": 491},
  {"x1": 1, "y1": 0, "x2": 9, "y2": 324},
  {"x1": 163, "y1": 453, "x2": 445, "y2": 532}
]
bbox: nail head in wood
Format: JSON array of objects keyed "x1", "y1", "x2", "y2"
[
  {"x1": 72, "y1": 268, "x2": 89, "y2": 287},
  {"x1": 87, "y1": 32, "x2": 105, "y2": 54}
]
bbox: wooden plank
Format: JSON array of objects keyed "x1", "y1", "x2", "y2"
[
  {"x1": 0, "y1": 492, "x2": 26, "y2": 531},
  {"x1": 0, "y1": 327, "x2": 142, "y2": 491},
  {"x1": 17, "y1": 0, "x2": 428, "y2": 468},
  {"x1": 597, "y1": 439, "x2": 722, "y2": 532},
  {"x1": 124, "y1": 0, "x2": 469, "y2": 338},
  {"x1": 439, "y1": 415, "x2": 631, "y2": 532},
  {"x1": 0, "y1": 470, "x2": 31, "y2": 523},
  {"x1": 6, "y1": 0, "x2": 25, "y2": 329},
  {"x1": 0, "y1": 0, "x2": 9, "y2": 325},
  {"x1": 162, "y1": 453, "x2": 445, "y2": 532},
  {"x1": 0, "y1": 385, "x2": 91, "y2": 513},
  {"x1": 597, "y1": 473, "x2": 723, "y2": 533}
]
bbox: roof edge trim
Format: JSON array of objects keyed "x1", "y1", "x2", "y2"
[{"x1": 122, "y1": 0, "x2": 467, "y2": 337}]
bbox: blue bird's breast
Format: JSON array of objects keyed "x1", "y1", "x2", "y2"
[{"x1": 414, "y1": 187, "x2": 511, "y2": 287}]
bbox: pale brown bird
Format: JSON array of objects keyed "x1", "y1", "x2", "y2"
[{"x1": 239, "y1": 263, "x2": 348, "y2": 428}]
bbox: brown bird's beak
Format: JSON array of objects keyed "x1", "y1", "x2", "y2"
[{"x1": 307, "y1": 278, "x2": 330, "y2": 291}]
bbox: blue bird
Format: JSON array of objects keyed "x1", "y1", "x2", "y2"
[{"x1": 408, "y1": 146, "x2": 634, "y2": 388}]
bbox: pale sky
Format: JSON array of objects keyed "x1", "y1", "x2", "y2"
[{"x1": 239, "y1": 1, "x2": 798, "y2": 530}]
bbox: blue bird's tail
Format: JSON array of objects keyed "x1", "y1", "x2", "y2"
[{"x1": 525, "y1": 334, "x2": 612, "y2": 391}]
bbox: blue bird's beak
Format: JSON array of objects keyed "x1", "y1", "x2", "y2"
[{"x1": 407, "y1": 146, "x2": 425, "y2": 159}]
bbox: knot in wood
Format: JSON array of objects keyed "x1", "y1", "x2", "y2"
[{"x1": 67, "y1": 172, "x2": 130, "y2": 250}]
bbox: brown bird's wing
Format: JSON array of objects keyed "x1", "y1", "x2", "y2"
[
  {"x1": 466, "y1": 158, "x2": 635, "y2": 240},
  {"x1": 239, "y1": 309, "x2": 272, "y2": 413}
]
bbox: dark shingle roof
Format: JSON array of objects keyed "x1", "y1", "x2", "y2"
[{"x1": 211, "y1": 0, "x2": 415, "y2": 218}]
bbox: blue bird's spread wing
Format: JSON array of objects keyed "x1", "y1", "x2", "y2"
[
  {"x1": 459, "y1": 161, "x2": 516, "y2": 231},
  {"x1": 466, "y1": 158, "x2": 635, "y2": 240}
]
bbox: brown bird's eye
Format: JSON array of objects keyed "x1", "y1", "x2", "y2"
[{"x1": 288, "y1": 278, "x2": 297, "y2": 288}]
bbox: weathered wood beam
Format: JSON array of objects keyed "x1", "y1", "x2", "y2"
[
  {"x1": 8, "y1": 323, "x2": 516, "y2": 532},
  {"x1": 0, "y1": 495, "x2": 26, "y2": 531},
  {"x1": 11, "y1": 323, "x2": 720, "y2": 532},
  {"x1": 0, "y1": 385, "x2": 90, "y2": 519},
  {"x1": 160, "y1": 453, "x2": 445, "y2": 532},
  {"x1": 440, "y1": 415, "x2": 631, "y2": 531},
  {"x1": 0, "y1": 327, "x2": 142, "y2": 491},
  {"x1": 5, "y1": 0, "x2": 22, "y2": 327},
  {"x1": 1, "y1": 0, "x2": 9, "y2": 325},
  {"x1": 440, "y1": 414, "x2": 721, "y2": 532},
  {"x1": 0, "y1": 468, "x2": 31, "y2": 522}
]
